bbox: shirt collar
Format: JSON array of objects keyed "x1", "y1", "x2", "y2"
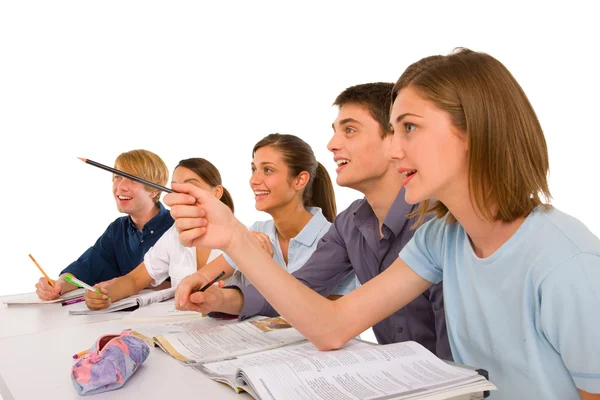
[
  {"x1": 127, "y1": 202, "x2": 170, "y2": 233},
  {"x1": 293, "y1": 207, "x2": 329, "y2": 247},
  {"x1": 353, "y1": 188, "x2": 414, "y2": 237}
]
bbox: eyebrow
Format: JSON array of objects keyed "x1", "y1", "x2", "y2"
[
  {"x1": 393, "y1": 113, "x2": 423, "y2": 124},
  {"x1": 332, "y1": 118, "x2": 363, "y2": 129},
  {"x1": 251, "y1": 162, "x2": 277, "y2": 167}
]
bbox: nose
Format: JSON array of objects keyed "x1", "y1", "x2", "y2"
[
  {"x1": 327, "y1": 131, "x2": 341, "y2": 153},
  {"x1": 388, "y1": 132, "x2": 406, "y2": 161},
  {"x1": 249, "y1": 171, "x2": 261, "y2": 187}
]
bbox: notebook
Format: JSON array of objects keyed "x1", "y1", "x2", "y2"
[
  {"x1": 3, "y1": 288, "x2": 85, "y2": 305},
  {"x1": 68, "y1": 288, "x2": 176, "y2": 315}
]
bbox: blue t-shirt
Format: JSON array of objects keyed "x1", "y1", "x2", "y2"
[
  {"x1": 225, "y1": 207, "x2": 357, "y2": 295},
  {"x1": 400, "y1": 206, "x2": 600, "y2": 399},
  {"x1": 61, "y1": 203, "x2": 174, "y2": 285}
]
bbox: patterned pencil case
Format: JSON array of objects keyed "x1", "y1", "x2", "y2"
[{"x1": 71, "y1": 329, "x2": 150, "y2": 395}]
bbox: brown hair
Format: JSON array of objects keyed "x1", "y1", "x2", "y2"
[
  {"x1": 114, "y1": 149, "x2": 169, "y2": 203},
  {"x1": 333, "y1": 82, "x2": 394, "y2": 137},
  {"x1": 392, "y1": 48, "x2": 551, "y2": 226},
  {"x1": 176, "y1": 158, "x2": 234, "y2": 212},
  {"x1": 252, "y1": 133, "x2": 337, "y2": 222}
]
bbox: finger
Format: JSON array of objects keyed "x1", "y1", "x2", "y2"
[
  {"x1": 182, "y1": 301, "x2": 205, "y2": 314},
  {"x1": 38, "y1": 278, "x2": 52, "y2": 291},
  {"x1": 216, "y1": 280, "x2": 226, "y2": 288},
  {"x1": 174, "y1": 217, "x2": 208, "y2": 232},
  {"x1": 170, "y1": 204, "x2": 207, "y2": 219},
  {"x1": 86, "y1": 300, "x2": 110, "y2": 310},
  {"x1": 177, "y1": 283, "x2": 193, "y2": 308},
  {"x1": 178, "y1": 227, "x2": 208, "y2": 247},
  {"x1": 85, "y1": 291, "x2": 104, "y2": 300},
  {"x1": 163, "y1": 190, "x2": 198, "y2": 207},
  {"x1": 188, "y1": 291, "x2": 212, "y2": 306}
]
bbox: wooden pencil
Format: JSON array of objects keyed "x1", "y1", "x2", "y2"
[
  {"x1": 78, "y1": 157, "x2": 174, "y2": 193},
  {"x1": 28, "y1": 254, "x2": 55, "y2": 287}
]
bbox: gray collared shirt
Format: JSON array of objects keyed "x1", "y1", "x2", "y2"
[{"x1": 237, "y1": 188, "x2": 451, "y2": 359}]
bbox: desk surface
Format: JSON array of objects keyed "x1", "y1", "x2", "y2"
[
  {"x1": 0, "y1": 318, "x2": 247, "y2": 400},
  {"x1": 0, "y1": 294, "x2": 483, "y2": 400},
  {"x1": 0, "y1": 293, "x2": 124, "y2": 340}
]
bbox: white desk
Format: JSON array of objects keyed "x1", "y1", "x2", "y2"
[
  {"x1": 0, "y1": 294, "x2": 485, "y2": 400},
  {"x1": 0, "y1": 294, "x2": 124, "y2": 340}
]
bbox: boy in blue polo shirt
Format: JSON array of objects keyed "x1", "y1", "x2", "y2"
[{"x1": 35, "y1": 149, "x2": 174, "y2": 300}]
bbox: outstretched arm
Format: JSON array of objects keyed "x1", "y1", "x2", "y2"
[{"x1": 165, "y1": 183, "x2": 432, "y2": 350}]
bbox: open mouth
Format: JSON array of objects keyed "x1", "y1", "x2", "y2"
[
  {"x1": 117, "y1": 195, "x2": 132, "y2": 201},
  {"x1": 254, "y1": 190, "x2": 270, "y2": 197},
  {"x1": 401, "y1": 170, "x2": 417, "y2": 178},
  {"x1": 336, "y1": 159, "x2": 350, "y2": 167}
]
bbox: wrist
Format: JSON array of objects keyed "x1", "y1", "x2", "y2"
[
  {"x1": 221, "y1": 287, "x2": 244, "y2": 315},
  {"x1": 224, "y1": 220, "x2": 251, "y2": 255}
]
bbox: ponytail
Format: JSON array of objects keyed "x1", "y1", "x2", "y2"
[{"x1": 306, "y1": 162, "x2": 336, "y2": 222}]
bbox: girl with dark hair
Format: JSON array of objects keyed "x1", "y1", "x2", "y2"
[{"x1": 176, "y1": 133, "x2": 357, "y2": 300}]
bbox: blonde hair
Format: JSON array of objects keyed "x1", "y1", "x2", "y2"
[
  {"x1": 114, "y1": 149, "x2": 169, "y2": 203},
  {"x1": 392, "y1": 48, "x2": 551, "y2": 227}
]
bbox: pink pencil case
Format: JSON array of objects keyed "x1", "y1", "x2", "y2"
[{"x1": 71, "y1": 329, "x2": 150, "y2": 395}]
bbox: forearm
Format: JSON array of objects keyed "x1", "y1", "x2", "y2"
[
  {"x1": 225, "y1": 223, "x2": 344, "y2": 349},
  {"x1": 197, "y1": 255, "x2": 235, "y2": 281},
  {"x1": 227, "y1": 223, "x2": 432, "y2": 350},
  {"x1": 108, "y1": 264, "x2": 152, "y2": 302},
  {"x1": 105, "y1": 275, "x2": 139, "y2": 302}
]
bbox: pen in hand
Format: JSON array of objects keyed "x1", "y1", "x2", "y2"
[
  {"x1": 65, "y1": 274, "x2": 111, "y2": 302},
  {"x1": 198, "y1": 271, "x2": 226, "y2": 292}
]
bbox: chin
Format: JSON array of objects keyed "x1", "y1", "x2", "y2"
[
  {"x1": 335, "y1": 175, "x2": 356, "y2": 189},
  {"x1": 403, "y1": 189, "x2": 424, "y2": 205},
  {"x1": 254, "y1": 203, "x2": 269, "y2": 213}
]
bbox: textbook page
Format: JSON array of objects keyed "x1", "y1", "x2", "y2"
[
  {"x1": 238, "y1": 341, "x2": 496, "y2": 400},
  {"x1": 68, "y1": 288, "x2": 175, "y2": 315},
  {"x1": 196, "y1": 340, "x2": 372, "y2": 392},
  {"x1": 154, "y1": 316, "x2": 306, "y2": 364},
  {"x1": 131, "y1": 314, "x2": 243, "y2": 341},
  {"x1": 3, "y1": 288, "x2": 85, "y2": 305}
]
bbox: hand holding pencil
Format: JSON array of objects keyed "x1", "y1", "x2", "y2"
[
  {"x1": 30, "y1": 254, "x2": 62, "y2": 301},
  {"x1": 175, "y1": 271, "x2": 229, "y2": 315}
]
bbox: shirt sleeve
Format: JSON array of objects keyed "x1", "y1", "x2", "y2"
[
  {"x1": 238, "y1": 218, "x2": 354, "y2": 320},
  {"x1": 540, "y1": 253, "x2": 600, "y2": 393},
  {"x1": 60, "y1": 221, "x2": 119, "y2": 285},
  {"x1": 398, "y1": 217, "x2": 445, "y2": 284},
  {"x1": 143, "y1": 226, "x2": 174, "y2": 286}
]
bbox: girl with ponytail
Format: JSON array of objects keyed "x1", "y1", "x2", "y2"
[{"x1": 178, "y1": 133, "x2": 357, "y2": 300}]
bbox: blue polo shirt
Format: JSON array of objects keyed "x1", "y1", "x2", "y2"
[
  {"x1": 60, "y1": 203, "x2": 174, "y2": 285},
  {"x1": 401, "y1": 206, "x2": 600, "y2": 399}
]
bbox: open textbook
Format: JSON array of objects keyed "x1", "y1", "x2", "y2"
[
  {"x1": 68, "y1": 287, "x2": 176, "y2": 315},
  {"x1": 196, "y1": 340, "x2": 496, "y2": 400},
  {"x1": 3, "y1": 288, "x2": 85, "y2": 305},
  {"x1": 138, "y1": 316, "x2": 306, "y2": 364},
  {"x1": 132, "y1": 316, "x2": 495, "y2": 399}
]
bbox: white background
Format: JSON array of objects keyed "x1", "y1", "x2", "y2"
[{"x1": 1, "y1": 1, "x2": 598, "y2": 299}]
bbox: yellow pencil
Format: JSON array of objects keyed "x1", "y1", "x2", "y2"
[{"x1": 28, "y1": 254, "x2": 55, "y2": 287}]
